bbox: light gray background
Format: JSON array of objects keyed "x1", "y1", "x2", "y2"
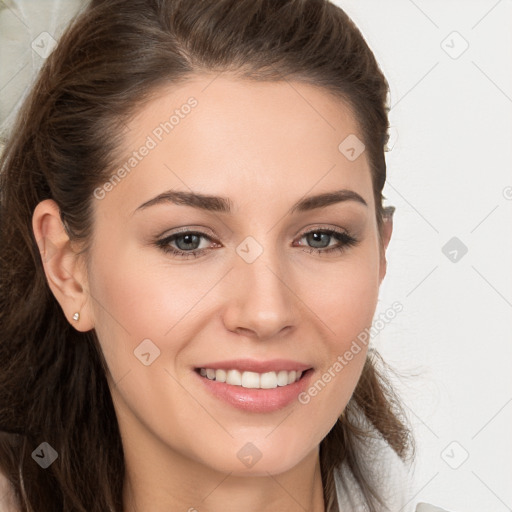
[
  {"x1": 1, "y1": 1, "x2": 511, "y2": 511},
  {"x1": 338, "y1": 2, "x2": 512, "y2": 511}
]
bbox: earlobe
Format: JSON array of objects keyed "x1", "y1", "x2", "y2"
[{"x1": 32, "y1": 199, "x2": 94, "y2": 332}]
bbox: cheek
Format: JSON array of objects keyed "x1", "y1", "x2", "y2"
[
  {"x1": 298, "y1": 250, "x2": 379, "y2": 411},
  {"x1": 88, "y1": 237, "x2": 208, "y2": 335},
  {"x1": 302, "y1": 249, "x2": 381, "y2": 342},
  {"x1": 86, "y1": 238, "x2": 199, "y2": 383}
]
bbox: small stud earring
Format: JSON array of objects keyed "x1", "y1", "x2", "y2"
[{"x1": 72, "y1": 312, "x2": 80, "y2": 321}]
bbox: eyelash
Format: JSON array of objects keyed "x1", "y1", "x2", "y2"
[{"x1": 154, "y1": 227, "x2": 359, "y2": 259}]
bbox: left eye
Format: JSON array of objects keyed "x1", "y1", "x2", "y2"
[
  {"x1": 167, "y1": 232, "x2": 207, "y2": 251},
  {"x1": 297, "y1": 230, "x2": 355, "y2": 251},
  {"x1": 155, "y1": 228, "x2": 358, "y2": 258},
  {"x1": 295, "y1": 229, "x2": 358, "y2": 255}
]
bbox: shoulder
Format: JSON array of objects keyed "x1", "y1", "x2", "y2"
[{"x1": 333, "y1": 432, "x2": 458, "y2": 512}]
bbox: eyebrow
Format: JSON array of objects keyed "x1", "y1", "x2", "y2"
[{"x1": 133, "y1": 188, "x2": 368, "y2": 216}]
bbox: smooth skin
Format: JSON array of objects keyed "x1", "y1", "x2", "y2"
[{"x1": 33, "y1": 74, "x2": 393, "y2": 512}]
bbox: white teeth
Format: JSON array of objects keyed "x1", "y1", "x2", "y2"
[
  {"x1": 226, "y1": 369, "x2": 242, "y2": 386},
  {"x1": 276, "y1": 370, "x2": 289, "y2": 386},
  {"x1": 199, "y1": 368, "x2": 305, "y2": 389},
  {"x1": 260, "y1": 371, "x2": 278, "y2": 389},
  {"x1": 241, "y1": 371, "x2": 260, "y2": 388},
  {"x1": 215, "y1": 369, "x2": 227, "y2": 382}
]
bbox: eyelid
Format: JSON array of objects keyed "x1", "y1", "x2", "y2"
[
  {"x1": 296, "y1": 223, "x2": 352, "y2": 237},
  {"x1": 156, "y1": 225, "x2": 219, "y2": 240}
]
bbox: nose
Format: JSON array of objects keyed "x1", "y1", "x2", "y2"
[{"x1": 221, "y1": 248, "x2": 299, "y2": 340}]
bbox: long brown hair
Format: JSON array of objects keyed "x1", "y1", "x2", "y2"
[{"x1": 0, "y1": 1, "x2": 414, "y2": 510}]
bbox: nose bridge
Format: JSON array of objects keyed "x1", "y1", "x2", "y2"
[{"x1": 222, "y1": 232, "x2": 298, "y2": 338}]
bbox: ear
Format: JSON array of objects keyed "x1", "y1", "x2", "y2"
[
  {"x1": 32, "y1": 199, "x2": 94, "y2": 332},
  {"x1": 378, "y1": 209, "x2": 394, "y2": 284}
]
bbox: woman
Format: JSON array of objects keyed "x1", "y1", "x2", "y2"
[{"x1": 0, "y1": 0, "x2": 453, "y2": 510}]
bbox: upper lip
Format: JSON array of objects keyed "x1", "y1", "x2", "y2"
[{"x1": 195, "y1": 359, "x2": 313, "y2": 373}]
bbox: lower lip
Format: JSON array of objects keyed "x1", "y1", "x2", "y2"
[{"x1": 195, "y1": 369, "x2": 314, "y2": 413}]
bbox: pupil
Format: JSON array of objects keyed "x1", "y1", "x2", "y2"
[
  {"x1": 178, "y1": 234, "x2": 199, "y2": 250},
  {"x1": 308, "y1": 232, "x2": 328, "y2": 248}
]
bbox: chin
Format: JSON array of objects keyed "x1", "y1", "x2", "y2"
[
  {"x1": 197, "y1": 438, "x2": 314, "y2": 477},
  {"x1": 214, "y1": 456, "x2": 302, "y2": 477}
]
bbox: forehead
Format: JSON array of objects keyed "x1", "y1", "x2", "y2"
[{"x1": 97, "y1": 74, "x2": 373, "y2": 219}]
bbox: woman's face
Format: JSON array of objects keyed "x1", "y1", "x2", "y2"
[{"x1": 81, "y1": 75, "x2": 391, "y2": 476}]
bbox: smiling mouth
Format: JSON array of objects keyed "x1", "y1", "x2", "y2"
[{"x1": 195, "y1": 367, "x2": 312, "y2": 389}]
